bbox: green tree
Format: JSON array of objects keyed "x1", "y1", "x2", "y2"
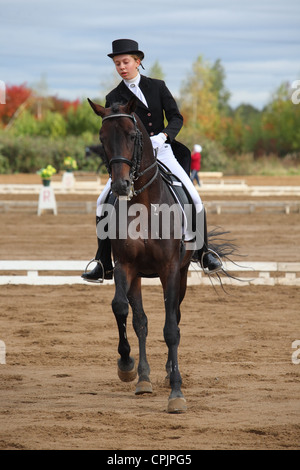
[
  {"x1": 31, "y1": 74, "x2": 53, "y2": 120},
  {"x1": 234, "y1": 104, "x2": 260, "y2": 123},
  {"x1": 262, "y1": 81, "x2": 300, "y2": 156},
  {"x1": 148, "y1": 61, "x2": 165, "y2": 80},
  {"x1": 179, "y1": 55, "x2": 221, "y2": 140},
  {"x1": 210, "y1": 59, "x2": 231, "y2": 114},
  {"x1": 65, "y1": 99, "x2": 103, "y2": 135},
  {"x1": 11, "y1": 109, "x2": 39, "y2": 135},
  {"x1": 224, "y1": 104, "x2": 262, "y2": 155},
  {"x1": 37, "y1": 111, "x2": 67, "y2": 138}
]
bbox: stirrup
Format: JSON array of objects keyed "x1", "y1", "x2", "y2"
[
  {"x1": 82, "y1": 258, "x2": 104, "y2": 284},
  {"x1": 201, "y1": 248, "x2": 223, "y2": 275}
]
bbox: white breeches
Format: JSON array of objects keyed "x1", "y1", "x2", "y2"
[{"x1": 157, "y1": 143, "x2": 203, "y2": 213}]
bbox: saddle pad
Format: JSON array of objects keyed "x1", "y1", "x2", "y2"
[{"x1": 158, "y1": 161, "x2": 196, "y2": 231}]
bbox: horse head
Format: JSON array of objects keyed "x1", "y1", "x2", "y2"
[{"x1": 88, "y1": 97, "x2": 143, "y2": 199}]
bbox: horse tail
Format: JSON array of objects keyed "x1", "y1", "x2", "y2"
[
  {"x1": 206, "y1": 227, "x2": 249, "y2": 290},
  {"x1": 207, "y1": 227, "x2": 238, "y2": 261}
]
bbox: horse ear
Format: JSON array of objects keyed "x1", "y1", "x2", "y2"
[
  {"x1": 87, "y1": 98, "x2": 105, "y2": 117},
  {"x1": 126, "y1": 96, "x2": 138, "y2": 114}
]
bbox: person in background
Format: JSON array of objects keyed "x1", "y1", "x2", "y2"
[{"x1": 190, "y1": 144, "x2": 202, "y2": 187}]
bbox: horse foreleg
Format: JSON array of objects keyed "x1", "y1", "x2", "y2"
[
  {"x1": 165, "y1": 264, "x2": 189, "y2": 387},
  {"x1": 128, "y1": 277, "x2": 152, "y2": 395},
  {"x1": 162, "y1": 269, "x2": 187, "y2": 413},
  {"x1": 112, "y1": 266, "x2": 137, "y2": 383}
]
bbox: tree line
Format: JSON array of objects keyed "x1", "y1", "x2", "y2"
[{"x1": 0, "y1": 56, "x2": 299, "y2": 175}]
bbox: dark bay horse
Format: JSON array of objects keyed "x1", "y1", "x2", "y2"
[{"x1": 88, "y1": 97, "x2": 226, "y2": 413}]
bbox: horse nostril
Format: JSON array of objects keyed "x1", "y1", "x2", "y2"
[
  {"x1": 121, "y1": 179, "x2": 131, "y2": 191},
  {"x1": 111, "y1": 179, "x2": 131, "y2": 196}
]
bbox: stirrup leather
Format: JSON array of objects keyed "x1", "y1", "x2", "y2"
[
  {"x1": 83, "y1": 258, "x2": 105, "y2": 284},
  {"x1": 201, "y1": 248, "x2": 223, "y2": 275}
]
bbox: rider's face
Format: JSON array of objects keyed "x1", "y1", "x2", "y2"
[{"x1": 113, "y1": 54, "x2": 140, "y2": 81}]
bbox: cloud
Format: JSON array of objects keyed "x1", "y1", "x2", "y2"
[{"x1": 1, "y1": 0, "x2": 300, "y2": 109}]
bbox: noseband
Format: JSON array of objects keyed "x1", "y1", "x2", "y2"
[{"x1": 101, "y1": 112, "x2": 158, "y2": 198}]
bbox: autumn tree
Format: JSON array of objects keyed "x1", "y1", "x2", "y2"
[
  {"x1": 0, "y1": 83, "x2": 32, "y2": 126},
  {"x1": 261, "y1": 81, "x2": 300, "y2": 157},
  {"x1": 148, "y1": 61, "x2": 165, "y2": 81},
  {"x1": 179, "y1": 55, "x2": 221, "y2": 141},
  {"x1": 210, "y1": 58, "x2": 231, "y2": 114},
  {"x1": 65, "y1": 98, "x2": 102, "y2": 136},
  {"x1": 50, "y1": 96, "x2": 80, "y2": 114}
]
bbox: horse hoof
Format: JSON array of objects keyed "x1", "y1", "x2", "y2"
[
  {"x1": 135, "y1": 381, "x2": 153, "y2": 395},
  {"x1": 117, "y1": 359, "x2": 137, "y2": 382},
  {"x1": 167, "y1": 397, "x2": 187, "y2": 414}
]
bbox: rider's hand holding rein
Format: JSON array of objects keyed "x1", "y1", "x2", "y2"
[{"x1": 150, "y1": 133, "x2": 168, "y2": 151}]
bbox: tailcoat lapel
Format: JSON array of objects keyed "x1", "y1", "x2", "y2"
[{"x1": 119, "y1": 80, "x2": 149, "y2": 110}]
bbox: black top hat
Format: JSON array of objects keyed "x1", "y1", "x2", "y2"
[{"x1": 107, "y1": 39, "x2": 144, "y2": 60}]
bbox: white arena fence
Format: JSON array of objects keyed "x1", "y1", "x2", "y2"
[{"x1": 0, "y1": 260, "x2": 299, "y2": 286}]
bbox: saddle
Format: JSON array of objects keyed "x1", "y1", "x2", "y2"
[
  {"x1": 158, "y1": 161, "x2": 193, "y2": 209},
  {"x1": 158, "y1": 161, "x2": 196, "y2": 233}
]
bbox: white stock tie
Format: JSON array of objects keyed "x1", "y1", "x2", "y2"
[{"x1": 129, "y1": 83, "x2": 148, "y2": 107}]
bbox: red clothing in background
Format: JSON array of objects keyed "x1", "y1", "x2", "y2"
[{"x1": 191, "y1": 151, "x2": 201, "y2": 171}]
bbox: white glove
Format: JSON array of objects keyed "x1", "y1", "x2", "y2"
[{"x1": 150, "y1": 132, "x2": 167, "y2": 150}]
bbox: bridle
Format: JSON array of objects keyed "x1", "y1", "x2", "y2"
[{"x1": 101, "y1": 112, "x2": 158, "y2": 198}]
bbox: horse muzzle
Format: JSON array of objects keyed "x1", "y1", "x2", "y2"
[
  {"x1": 109, "y1": 155, "x2": 135, "y2": 198},
  {"x1": 111, "y1": 178, "x2": 134, "y2": 199}
]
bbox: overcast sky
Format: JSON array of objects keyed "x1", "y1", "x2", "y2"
[{"x1": 1, "y1": 0, "x2": 300, "y2": 109}]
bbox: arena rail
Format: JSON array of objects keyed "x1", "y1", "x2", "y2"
[
  {"x1": 0, "y1": 260, "x2": 299, "y2": 286},
  {"x1": 1, "y1": 181, "x2": 300, "y2": 198},
  {"x1": 205, "y1": 200, "x2": 300, "y2": 214},
  {"x1": 1, "y1": 199, "x2": 300, "y2": 214}
]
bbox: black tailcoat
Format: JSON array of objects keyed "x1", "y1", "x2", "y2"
[{"x1": 105, "y1": 75, "x2": 191, "y2": 174}]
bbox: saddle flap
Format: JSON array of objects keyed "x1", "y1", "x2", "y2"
[{"x1": 157, "y1": 161, "x2": 196, "y2": 233}]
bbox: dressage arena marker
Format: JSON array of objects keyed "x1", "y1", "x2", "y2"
[
  {"x1": 37, "y1": 186, "x2": 57, "y2": 216},
  {"x1": 0, "y1": 260, "x2": 299, "y2": 286},
  {"x1": 0, "y1": 341, "x2": 6, "y2": 364},
  {"x1": 62, "y1": 171, "x2": 75, "y2": 190}
]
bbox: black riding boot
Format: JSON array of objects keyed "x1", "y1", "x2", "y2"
[
  {"x1": 192, "y1": 209, "x2": 222, "y2": 273},
  {"x1": 81, "y1": 236, "x2": 114, "y2": 281}
]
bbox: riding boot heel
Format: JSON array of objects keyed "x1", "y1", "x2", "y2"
[{"x1": 81, "y1": 236, "x2": 113, "y2": 282}]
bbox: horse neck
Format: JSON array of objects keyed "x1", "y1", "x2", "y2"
[
  {"x1": 129, "y1": 115, "x2": 158, "y2": 192},
  {"x1": 133, "y1": 114, "x2": 153, "y2": 170}
]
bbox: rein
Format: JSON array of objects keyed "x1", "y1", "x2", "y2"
[{"x1": 101, "y1": 112, "x2": 158, "y2": 198}]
